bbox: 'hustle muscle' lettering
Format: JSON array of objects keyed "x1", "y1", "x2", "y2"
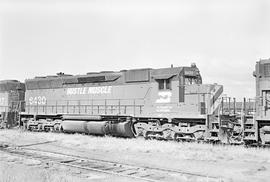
[{"x1": 67, "y1": 86, "x2": 112, "y2": 95}]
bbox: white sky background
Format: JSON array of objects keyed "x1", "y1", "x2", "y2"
[{"x1": 0, "y1": 0, "x2": 269, "y2": 100}]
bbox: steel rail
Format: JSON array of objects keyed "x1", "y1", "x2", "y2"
[
  {"x1": 0, "y1": 147, "x2": 164, "y2": 182},
  {"x1": 0, "y1": 145, "x2": 223, "y2": 182},
  {"x1": 25, "y1": 145, "x2": 221, "y2": 179}
]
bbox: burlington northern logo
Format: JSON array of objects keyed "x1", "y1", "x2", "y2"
[{"x1": 156, "y1": 91, "x2": 172, "y2": 103}]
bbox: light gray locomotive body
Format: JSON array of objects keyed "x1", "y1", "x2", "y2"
[{"x1": 21, "y1": 64, "x2": 223, "y2": 140}]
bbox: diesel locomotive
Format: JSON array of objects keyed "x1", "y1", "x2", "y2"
[
  {"x1": 252, "y1": 59, "x2": 270, "y2": 144},
  {"x1": 19, "y1": 63, "x2": 223, "y2": 141},
  {"x1": 1, "y1": 60, "x2": 269, "y2": 145},
  {"x1": 0, "y1": 80, "x2": 25, "y2": 128}
]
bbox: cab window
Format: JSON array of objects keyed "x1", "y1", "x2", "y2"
[
  {"x1": 262, "y1": 90, "x2": 270, "y2": 109},
  {"x1": 185, "y1": 77, "x2": 197, "y2": 85},
  {"x1": 157, "y1": 79, "x2": 171, "y2": 90}
]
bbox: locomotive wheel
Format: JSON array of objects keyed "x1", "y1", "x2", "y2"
[
  {"x1": 143, "y1": 131, "x2": 150, "y2": 139},
  {"x1": 53, "y1": 124, "x2": 60, "y2": 132},
  {"x1": 59, "y1": 125, "x2": 65, "y2": 133},
  {"x1": 134, "y1": 127, "x2": 145, "y2": 138},
  {"x1": 26, "y1": 124, "x2": 32, "y2": 131},
  {"x1": 23, "y1": 123, "x2": 28, "y2": 130},
  {"x1": 162, "y1": 129, "x2": 176, "y2": 140},
  {"x1": 37, "y1": 124, "x2": 43, "y2": 131},
  {"x1": 193, "y1": 131, "x2": 205, "y2": 140}
]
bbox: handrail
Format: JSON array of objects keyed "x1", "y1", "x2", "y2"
[
  {"x1": 24, "y1": 101, "x2": 145, "y2": 116},
  {"x1": 143, "y1": 87, "x2": 152, "y2": 99}
]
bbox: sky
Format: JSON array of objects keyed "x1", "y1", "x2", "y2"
[{"x1": 0, "y1": 0, "x2": 269, "y2": 100}]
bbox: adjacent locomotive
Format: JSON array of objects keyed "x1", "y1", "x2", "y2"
[
  {"x1": 253, "y1": 59, "x2": 270, "y2": 144},
  {"x1": 20, "y1": 64, "x2": 223, "y2": 141},
  {"x1": 0, "y1": 80, "x2": 25, "y2": 128},
  {"x1": 224, "y1": 58, "x2": 270, "y2": 145}
]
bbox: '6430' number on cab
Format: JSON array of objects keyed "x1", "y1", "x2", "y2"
[{"x1": 29, "y1": 96, "x2": 47, "y2": 105}]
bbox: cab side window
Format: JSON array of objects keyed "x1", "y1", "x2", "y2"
[
  {"x1": 158, "y1": 80, "x2": 164, "y2": 90},
  {"x1": 165, "y1": 79, "x2": 171, "y2": 89},
  {"x1": 157, "y1": 79, "x2": 171, "y2": 90},
  {"x1": 262, "y1": 90, "x2": 270, "y2": 109},
  {"x1": 264, "y1": 63, "x2": 270, "y2": 77}
]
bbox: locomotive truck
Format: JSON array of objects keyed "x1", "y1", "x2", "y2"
[{"x1": 20, "y1": 63, "x2": 224, "y2": 141}]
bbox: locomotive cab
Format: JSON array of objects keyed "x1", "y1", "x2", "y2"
[{"x1": 135, "y1": 64, "x2": 223, "y2": 141}]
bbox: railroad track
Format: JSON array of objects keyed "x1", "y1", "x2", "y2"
[{"x1": 0, "y1": 144, "x2": 224, "y2": 182}]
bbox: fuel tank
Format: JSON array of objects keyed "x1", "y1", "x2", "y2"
[
  {"x1": 61, "y1": 120, "x2": 87, "y2": 133},
  {"x1": 109, "y1": 121, "x2": 134, "y2": 138},
  {"x1": 61, "y1": 119, "x2": 134, "y2": 138}
]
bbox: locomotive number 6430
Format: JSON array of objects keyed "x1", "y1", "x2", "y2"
[{"x1": 29, "y1": 96, "x2": 47, "y2": 105}]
